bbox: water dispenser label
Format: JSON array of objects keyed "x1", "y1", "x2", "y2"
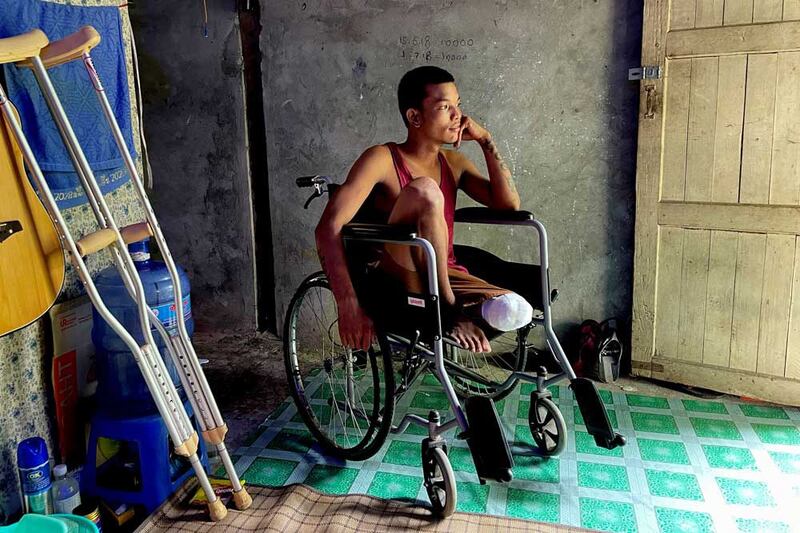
[{"x1": 151, "y1": 295, "x2": 191, "y2": 332}]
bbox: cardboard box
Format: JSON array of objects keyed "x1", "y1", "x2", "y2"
[{"x1": 50, "y1": 296, "x2": 96, "y2": 464}]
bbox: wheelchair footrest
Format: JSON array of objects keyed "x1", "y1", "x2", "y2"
[
  {"x1": 462, "y1": 396, "x2": 513, "y2": 484},
  {"x1": 570, "y1": 377, "x2": 626, "y2": 450}
]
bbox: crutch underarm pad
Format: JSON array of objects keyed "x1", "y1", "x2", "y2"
[
  {"x1": 35, "y1": 26, "x2": 100, "y2": 69},
  {"x1": 0, "y1": 30, "x2": 48, "y2": 65},
  {"x1": 454, "y1": 207, "x2": 534, "y2": 224},
  {"x1": 342, "y1": 223, "x2": 417, "y2": 242}
]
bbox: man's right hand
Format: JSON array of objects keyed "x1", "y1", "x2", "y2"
[{"x1": 338, "y1": 297, "x2": 375, "y2": 351}]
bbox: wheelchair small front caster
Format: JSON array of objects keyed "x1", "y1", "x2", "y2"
[
  {"x1": 421, "y1": 439, "x2": 457, "y2": 517},
  {"x1": 528, "y1": 396, "x2": 567, "y2": 456}
]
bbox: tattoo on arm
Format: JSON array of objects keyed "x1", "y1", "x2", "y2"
[
  {"x1": 504, "y1": 172, "x2": 517, "y2": 192},
  {"x1": 480, "y1": 137, "x2": 515, "y2": 190}
]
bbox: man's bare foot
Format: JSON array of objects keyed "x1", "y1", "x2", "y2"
[{"x1": 450, "y1": 314, "x2": 491, "y2": 353}]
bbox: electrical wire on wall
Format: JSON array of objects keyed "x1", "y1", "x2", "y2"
[
  {"x1": 202, "y1": 0, "x2": 209, "y2": 37},
  {"x1": 120, "y1": 1, "x2": 153, "y2": 190},
  {"x1": 117, "y1": 0, "x2": 213, "y2": 190}
]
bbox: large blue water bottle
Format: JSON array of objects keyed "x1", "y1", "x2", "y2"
[
  {"x1": 17, "y1": 437, "x2": 52, "y2": 515},
  {"x1": 92, "y1": 238, "x2": 193, "y2": 415}
]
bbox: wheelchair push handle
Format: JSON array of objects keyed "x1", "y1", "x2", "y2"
[
  {"x1": 296, "y1": 175, "x2": 333, "y2": 209},
  {"x1": 296, "y1": 175, "x2": 331, "y2": 188}
]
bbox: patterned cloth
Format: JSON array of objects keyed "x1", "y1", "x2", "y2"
[
  {"x1": 136, "y1": 481, "x2": 589, "y2": 533},
  {"x1": 0, "y1": 0, "x2": 145, "y2": 521},
  {"x1": 0, "y1": 0, "x2": 137, "y2": 208}
]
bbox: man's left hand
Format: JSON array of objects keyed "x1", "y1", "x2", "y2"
[{"x1": 455, "y1": 115, "x2": 490, "y2": 149}]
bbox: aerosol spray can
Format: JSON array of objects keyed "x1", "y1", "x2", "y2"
[{"x1": 16, "y1": 437, "x2": 52, "y2": 515}]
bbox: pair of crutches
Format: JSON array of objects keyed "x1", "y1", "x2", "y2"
[{"x1": 0, "y1": 27, "x2": 250, "y2": 521}]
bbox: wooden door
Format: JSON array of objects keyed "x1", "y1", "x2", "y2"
[{"x1": 632, "y1": 0, "x2": 800, "y2": 405}]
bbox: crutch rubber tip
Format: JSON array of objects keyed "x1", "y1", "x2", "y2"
[
  {"x1": 232, "y1": 487, "x2": 253, "y2": 510},
  {"x1": 207, "y1": 498, "x2": 228, "y2": 522}
]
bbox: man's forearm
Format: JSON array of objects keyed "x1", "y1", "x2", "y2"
[
  {"x1": 479, "y1": 136, "x2": 520, "y2": 210},
  {"x1": 315, "y1": 226, "x2": 358, "y2": 305}
]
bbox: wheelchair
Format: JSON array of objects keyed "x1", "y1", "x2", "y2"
[{"x1": 283, "y1": 175, "x2": 625, "y2": 517}]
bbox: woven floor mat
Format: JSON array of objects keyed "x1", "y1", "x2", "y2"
[{"x1": 135, "y1": 481, "x2": 591, "y2": 532}]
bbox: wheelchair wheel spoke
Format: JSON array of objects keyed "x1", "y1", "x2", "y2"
[
  {"x1": 284, "y1": 275, "x2": 395, "y2": 460},
  {"x1": 444, "y1": 329, "x2": 527, "y2": 400},
  {"x1": 327, "y1": 372, "x2": 347, "y2": 434},
  {"x1": 354, "y1": 384, "x2": 371, "y2": 430},
  {"x1": 314, "y1": 286, "x2": 328, "y2": 330},
  {"x1": 349, "y1": 406, "x2": 365, "y2": 438}
]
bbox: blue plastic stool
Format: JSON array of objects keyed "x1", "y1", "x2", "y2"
[{"x1": 82, "y1": 400, "x2": 208, "y2": 513}]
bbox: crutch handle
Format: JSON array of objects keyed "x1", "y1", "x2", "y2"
[
  {"x1": 120, "y1": 221, "x2": 154, "y2": 244},
  {"x1": 18, "y1": 26, "x2": 100, "y2": 69},
  {"x1": 0, "y1": 29, "x2": 48, "y2": 65},
  {"x1": 75, "y1": 228, "x2": 117, "y2": 257}
]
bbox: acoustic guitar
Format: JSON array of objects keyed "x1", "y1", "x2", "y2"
[{"x1": 0, "y1": 102, "x2": 65, "y2": 337}]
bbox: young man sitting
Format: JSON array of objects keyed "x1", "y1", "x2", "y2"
[{"x1": 315, "y1": 66, "x2": 532, "y2": 353}]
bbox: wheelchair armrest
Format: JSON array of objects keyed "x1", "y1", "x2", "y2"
[
  {"x1": 342, "y1": 222, "x2": 417, "y2": 243},
  {"x1": 454, "y1": 207, "x2": 535, "y2": 225}
]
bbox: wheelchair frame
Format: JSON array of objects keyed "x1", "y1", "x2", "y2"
[
  {"x1": 289, "y1": 175, "x2": 624, "y2": 516},
  {"x1": 344, "y1": 212, "x2": 571, "y2": 438}
]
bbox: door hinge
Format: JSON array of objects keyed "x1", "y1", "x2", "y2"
[{"x1": 628, "y1": 66, "x2": 661, "y2": 81}]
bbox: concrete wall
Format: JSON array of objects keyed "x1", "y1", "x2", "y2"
[
  {"x1": 263, "y1": 1, "x2": 642, "y2": 338},
  {"x1": 131, "y1": 0, "x2": 257, "y2": 331}
]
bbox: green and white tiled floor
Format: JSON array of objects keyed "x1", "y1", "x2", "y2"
[{"x1": 228, "y1": 374, "x2": 800, "y2": 532}]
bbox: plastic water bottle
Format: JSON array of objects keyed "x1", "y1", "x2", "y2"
[
  {"x1": 17, "y1": 437, "x2": 52, "y2": 515},
  {"x1": 50, "y1": 464, "x2": 81, "y2": 514}
]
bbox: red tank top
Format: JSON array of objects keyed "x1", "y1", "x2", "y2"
[{"x1": 386, "y1": 142, "x2": 466, "y2": 273}]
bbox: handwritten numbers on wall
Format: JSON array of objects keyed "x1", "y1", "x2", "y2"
[{"x1": 398, "y1": 35, "x2": 474, "y2": 63}]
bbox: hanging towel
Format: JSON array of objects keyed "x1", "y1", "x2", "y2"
[{"x1": 0, "y1": 0, "x2": 137, "y2": 208}]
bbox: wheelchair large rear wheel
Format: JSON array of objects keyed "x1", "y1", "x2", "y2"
[
  {"x1": 284, "y1": 272, "x2": 395, "y2": 461},
  {"x1": 445, "y1": 328, "x2": 528, "y2": 401}
]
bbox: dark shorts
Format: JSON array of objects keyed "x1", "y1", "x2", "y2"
[
  {"x1": 351, "y1": 243, "x2": 543, "y2": 339},
  {"x1": 375, "y1": 249, "x2": 511, "y2": 309}
]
